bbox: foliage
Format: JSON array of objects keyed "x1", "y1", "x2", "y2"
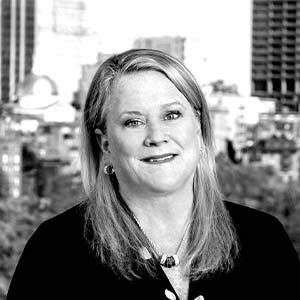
[
  {"x1": 0, "y1": 169, "x2": 9, "y2": 199},
  {"x1": 216, "y1": 153, "x2": 300, "y2": 257},
  {"x1": 209, "y1": 79, "x2": 239, "y2": 95},
  {"x1": 0, "y1": 195, "x2": 52, "y2": 298},
  {"x1": 49, "y1": 172, "x2": 85, "y2": 213},
  {"x1": 0, "y1": 171, "x2": 83, "y2": 299}
]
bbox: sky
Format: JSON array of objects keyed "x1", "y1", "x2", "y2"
[{"x1": 86, "y1": 0, "x2": 252, "y2": 96}]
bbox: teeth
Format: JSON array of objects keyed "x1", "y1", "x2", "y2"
[{"x1": 148, "y1": 155, "x2": 174, "y2": 162}]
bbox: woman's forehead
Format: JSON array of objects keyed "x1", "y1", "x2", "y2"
[{"x1": 109, "y1": 71, "x2": 191, "y2": 110}]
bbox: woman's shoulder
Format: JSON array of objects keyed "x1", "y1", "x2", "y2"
[
  {"x1": 223, "y1": 201, "x2": 300, "y2": 290},
  {"x1": 223, "y1": 200, "x2": 292, "y2": 247},
  {"x1": 223, "y1": 200, "x2": 298, "y2": 257},
  {"x1": 41, "y1": 201, "x2": 87, "y2": 230},
  {"x1": 28, "y1": 201, "x2": 88, "y2": 249},
  {"x1": 224, "y1": 200, "x2": 280, "y2": 228}
]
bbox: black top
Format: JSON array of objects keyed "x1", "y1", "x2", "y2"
[{"x1": 6, "y1": 201, "x2": 300, "y2": 300}]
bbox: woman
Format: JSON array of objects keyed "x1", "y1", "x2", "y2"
[{"x1": 7, "y1": 49, "x2": 300, "y2": 300}]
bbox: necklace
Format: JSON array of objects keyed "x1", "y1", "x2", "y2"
[{"x1": 132, "y1": 215, "x2": 190, "y2": 268}]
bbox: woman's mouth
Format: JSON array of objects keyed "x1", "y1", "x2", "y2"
[{"x1": 141, "y1": 154, "x2": 177, "y2": 164}]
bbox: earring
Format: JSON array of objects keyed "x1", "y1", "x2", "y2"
[
  {"x1": 95, "y1": 128, "x2": 102, "y2": 135},
  {"x1": 199, "y1": 147, "x2": 204, "y2": 154},
  {"x1": 104, "y1": 164, "x2": 115, "y2": 175}
]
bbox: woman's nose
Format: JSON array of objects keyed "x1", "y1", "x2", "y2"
[{"x1": 143, "y1": 123, "x2": 168, "y2": 146}]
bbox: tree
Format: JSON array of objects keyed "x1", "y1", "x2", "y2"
[
  {"x1": 49, "y1": 172, "x2": 84, "y2": 214},
  {"x1": 0, "y1": 194, "x2": 53, "y2": 298},
  {"x1": 0, "y1": 170, "x2": 9, "y2": 199},
  {"x1": 216, "y1": 153, "x2": 300, "y2": 258},
  {"x1": 0, "y1": 167, "x2": 83, "y2": 299},
  {"x1": 209, "y1": 79, "x2": 239, "y2": 95}
]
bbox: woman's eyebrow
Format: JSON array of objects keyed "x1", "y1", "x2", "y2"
[
  {"x1": 119, "y1": 110, "x2": 143, "y2": 118},
  {"x1": 119, "y1": 102, "x2": 187, "y2": 118},
  {"x1": 161, "y1": 101, "x2": 187, "y2": 109}
]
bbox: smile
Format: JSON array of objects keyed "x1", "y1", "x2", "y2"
[{"x1": 141, "y1": 154, "x2": 177, "y2": 164}]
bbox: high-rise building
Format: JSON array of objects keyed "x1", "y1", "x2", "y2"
[
  {"x1": 133, "y1": 36, "x2": 185, "y2": 62},
  {"x1": 251, "y1": 0, "x2": 300, "y2": 112},
  {"x1": 76, "y1": 52, "x2": 112, "y2": 110},
  {"x1": 52, "y1": 0, "x2": 87, "y2": 36},
  {"x1": 0, "y1": 0, "x2": 35, "y2": 103},
  {"x1": 0, "y1": 115, "x2": 22, "y2": 198},
  {"x1": 33, "y1": 0, "x2": 99, "y2": 103}
]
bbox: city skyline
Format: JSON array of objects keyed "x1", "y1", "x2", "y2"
[{"x1": 86, "y1": 0, "x2": 252, "y2": 96}]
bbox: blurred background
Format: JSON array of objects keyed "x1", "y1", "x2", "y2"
[{"x1": 1, "y1": 0, "x2": 300, "y2": 297}]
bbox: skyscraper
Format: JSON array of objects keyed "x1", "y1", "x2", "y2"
[
  {"x1": 0, "y1": 0, "x2": 35, "y2": 103},
  {"x1": 251, "y1": 0, "x2": 300, "y2": 112},
  {"x1": 33, "y1": 0, "x2": 98, "y2": 103},
  {"x1": 133, "y1": 36, "x2": 185, "y2": 62}
]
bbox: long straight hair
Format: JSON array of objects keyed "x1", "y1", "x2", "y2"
[{"x1": 80, "y1": 49, "x2": 239, "y2": 280}]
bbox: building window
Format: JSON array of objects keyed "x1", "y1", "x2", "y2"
[
  {"x1": 63, "y1": 133, "x2": 73, "y2": 139},
  {"x1": 42, "y1": 125, "x2": 51, "y2": 134},
  {"x1": 286, "y1": 79, "x2": 295, "y2": 92},
  {"x1": 12, "y1": 188, "x2": 20, "y2": 198},
  {"x1": 2, "y1": 154, "x2": 9, "y2": 164},
  {"x1": 14, "y1": 155, "x2": 20, "y2": 164},
  {"x1": 254, "y1": 79, "x2": 267, "y2": 92},
  {"x1": 272, "y1": 79, "x2": 281, "y2": 92},
  {"x1": 14, "y1": 178, "x2": 20, "y2": 186}
]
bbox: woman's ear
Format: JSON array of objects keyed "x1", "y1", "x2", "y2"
[{"x1": 95, "y1": 128, "x2": 110, "y2": 153}]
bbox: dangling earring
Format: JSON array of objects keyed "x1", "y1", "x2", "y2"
[{"x1": 104, "y1": 164, "x2": 115, "y2": 175}]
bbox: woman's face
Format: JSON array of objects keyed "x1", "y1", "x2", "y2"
[{"x1": 101, "y1": 71, "x2": 203, "y2": 197}]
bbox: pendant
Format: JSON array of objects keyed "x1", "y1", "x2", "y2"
[{"x1": 160, "y1": 254, "x2": 179, "y2": 268}]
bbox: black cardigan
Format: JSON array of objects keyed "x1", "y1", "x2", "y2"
[{"x1": 6, "y1": 201, "x2": 300, "y2": 300}]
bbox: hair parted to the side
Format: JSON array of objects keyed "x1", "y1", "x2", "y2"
[{"x1": 80, "y1": 48, "x2": 239, "y2": 280}]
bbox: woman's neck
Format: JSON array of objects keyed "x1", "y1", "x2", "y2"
[
  {"x1": 123, "y1": 185, "x2": 193, "y2": 222},
  {"x1": 121, "y1": 187, "x2": 194, "y2": 254}
]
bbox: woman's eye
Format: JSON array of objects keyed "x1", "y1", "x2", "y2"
[
  {"x1": 124, "y1": 119, "x2": 144, "y2": 127},
  {"x1": 164, "y1": 111, "x2": 182, "y2": 120}
]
